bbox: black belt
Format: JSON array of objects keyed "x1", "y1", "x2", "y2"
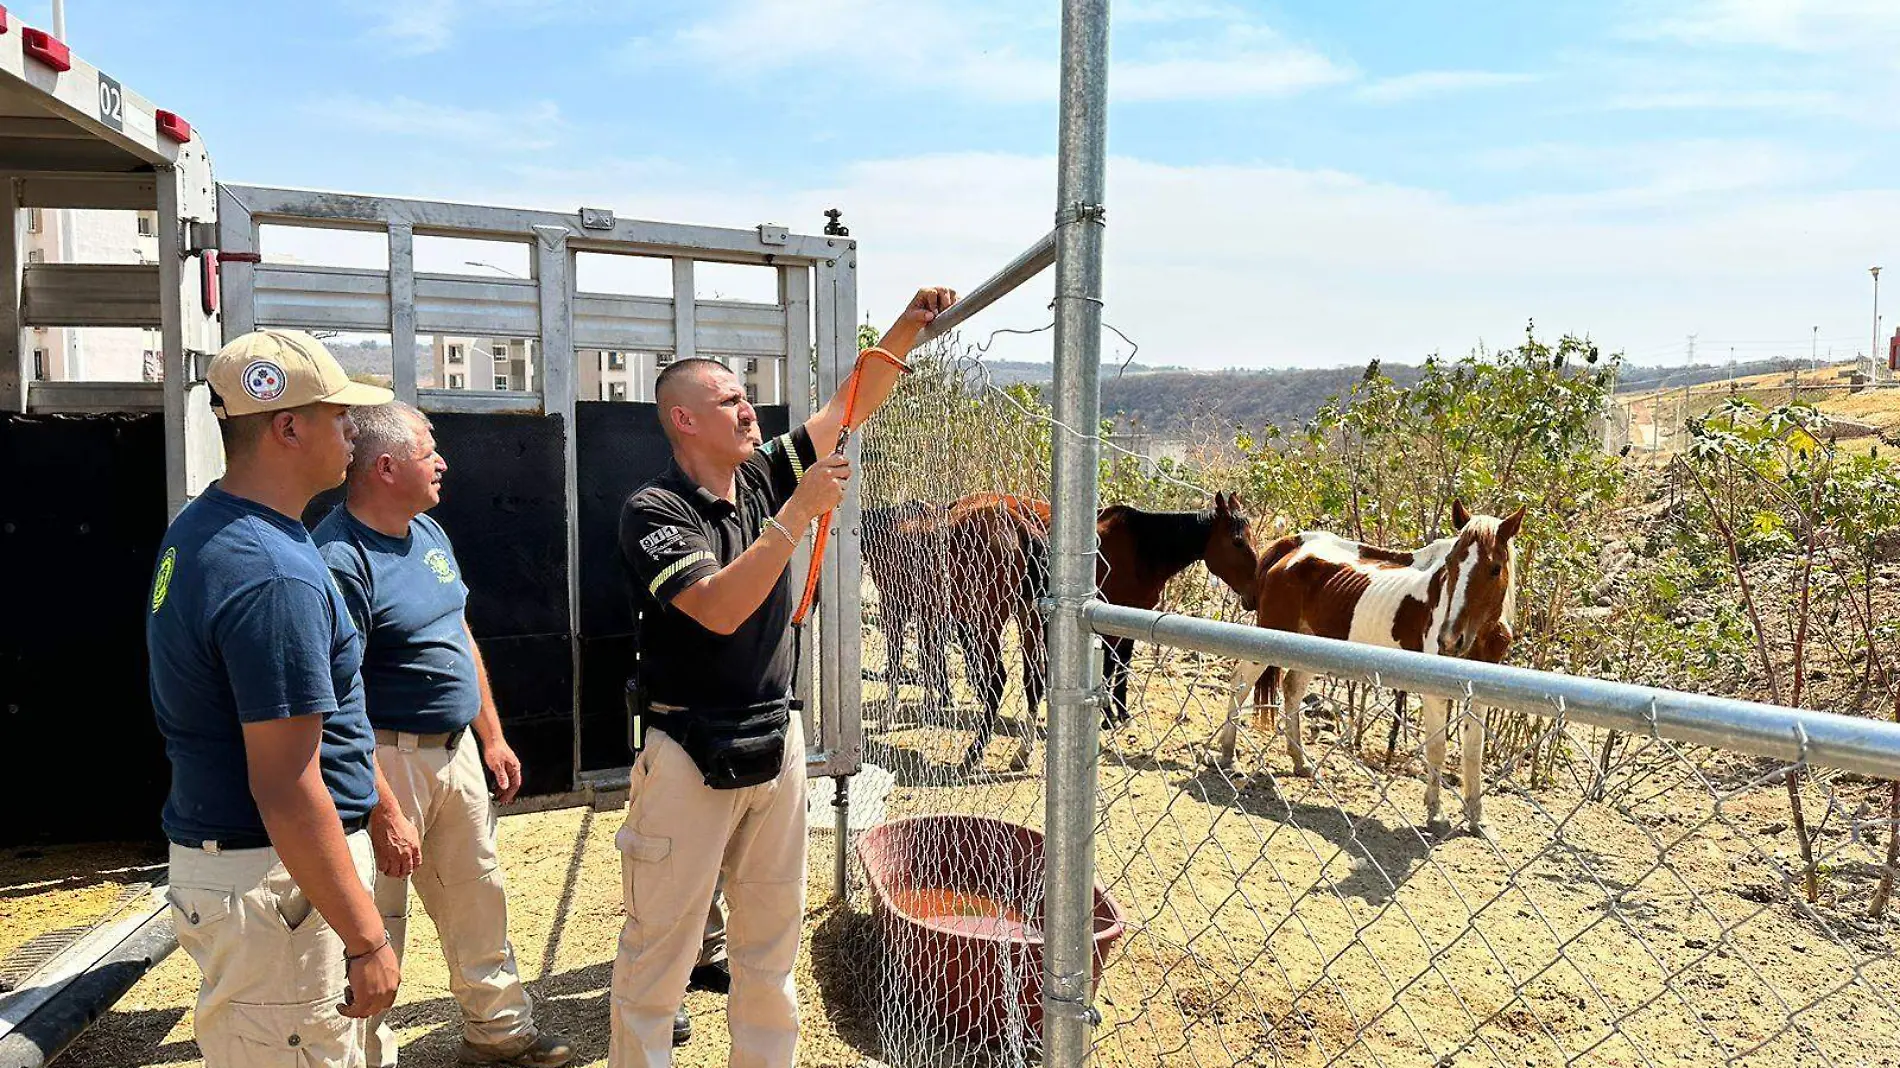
[{"x1": 170, "y1": 813, "x2": 371, "y2": 854}]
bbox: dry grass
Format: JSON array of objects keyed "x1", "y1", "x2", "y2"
[{"x1": 26, "y1": 637, "x2": 1900, "y2": 1068}]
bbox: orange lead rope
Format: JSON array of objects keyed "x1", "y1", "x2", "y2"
[{"x1": 791, "y1": 346, "x2": 907, "y2": 628}]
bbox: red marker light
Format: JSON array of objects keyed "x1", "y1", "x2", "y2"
[
  {"x1": 156, "y1": 110, "x2": 192, "y2": 143},
  {"x1": 22, "y1": 27, "x2": 71, "y2": 72}
]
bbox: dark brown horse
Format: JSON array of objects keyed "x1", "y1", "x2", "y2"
[
  {"x1": 1096, "y1": 492, "x2": 1258, "y2": 725},
  {"x1": 866, "y1": 492, "x2": 1262, "y2": 774},
  {"x1": 864, "y1": 500, "x2": 952, "y2": 704},
  {"x1": 941, "y1": 492, "x2": 1051, "y2": 773}
]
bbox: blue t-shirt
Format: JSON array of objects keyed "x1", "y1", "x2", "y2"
[
  {"x1": 313, "y1": 508, "x2": 481, "y2": 735},
  {"x1": 147, "y1": 485, "x2": 378, "y2": 845}
]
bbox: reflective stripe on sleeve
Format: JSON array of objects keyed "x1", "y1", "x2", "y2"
[
  {"x1": 648, "y1": 551, "x2": 716, "y2": 597},
  {"x1": 781, "y1": 433, "x2": 805, "y2": 482}
]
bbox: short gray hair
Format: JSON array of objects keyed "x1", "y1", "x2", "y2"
[{"x1": 348, "y1": 400, "x2": 430, "y2": 480}]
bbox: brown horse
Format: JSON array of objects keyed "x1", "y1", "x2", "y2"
[
  {"x1": 1096, "y1": 492, "x2": 1258, "y2": 725},
  {"x1": 866, "y1": 492, "x2": 1261, "y2": 774},
  {"x1": 864, "y1": 500, "x2": 952, "y2": 704},
  {"x1": 1208, "y1": 501, "x2": 1523, "y2": 833},
  {"x1": 941, "y1": 492, "x2": 1051, "y2": 773}
]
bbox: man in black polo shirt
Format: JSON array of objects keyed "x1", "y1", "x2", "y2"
[{"x1": 610, "y1": 286, "x2": 955, "y2": 1066}]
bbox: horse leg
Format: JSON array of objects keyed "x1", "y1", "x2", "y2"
[
  {"x1": 959, "y1": 621, "x2": 1006, "y2": 774},
  {"x1": 1422, "y1": 695, "x2": 1453, "y2": 835},
  {"x1": 1101, "y1": 636, "x2": 1133, "y2": 728},
  {"x1": 1008, "y1": 603, "x2": 1048, "y2": 773},
  {"x1": 1384, "y1": 690, "x2": 1407, "y2": 769},
  {"x1": 1461, "y1": 700, "x2": 1485, "y2": 834},
  {"x1": 883, "y1": 603, "x2": 910, "y2": 706},
  {"x1": 1206, "y1": 659, "x2": 1267, "y2": 768},
  {"x1": 1281, "y1": 669, "x2": 1314, "y2": 777},
  {"x1": 920, "y1": 610, "x2": 952, "y2": 709}
]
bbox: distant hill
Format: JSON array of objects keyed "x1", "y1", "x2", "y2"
[
  {"x1": 1613, "y1": 356, "x2": 1828, "y2": 393},
  {"x1": 971, "y1": 356, "x2": 1854, "y2": 439}
]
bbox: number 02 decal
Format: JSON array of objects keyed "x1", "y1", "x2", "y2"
[{"x1": 97, "y1": 73, "x2": 124, "y2": 132}]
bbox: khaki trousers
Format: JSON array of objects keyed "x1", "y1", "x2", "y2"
[
  {"x1": 168, "y1": 831, "x2": 376, "y2": 1067},
  {"x1": 609, "y1": 717, "x2": 807, "y2": 1068},
  {"x1": 367, "y1": 730, "x2": 534, "y2": 1066}
]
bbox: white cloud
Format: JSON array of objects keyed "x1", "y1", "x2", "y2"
[
  {"x1": 1638, "y1": 0, "x2": 1900, "y2": 55},
  {"x1": 624, "y1": 0, "x2": 1353, "y2": 103},
  {"x1": 360, "y1": 0, "x2": 458, "y2": 55},
  {"x1": 1605, "y1": 87, "x2": 1842, "y2": 112},
  {"x1": 354, "y1": 0, "x2": 612, "y2": 56},
  {"x1": 369, "y1": 147, "x2": 1897, "y2": 373},
  {"x1": 1355, "y1": 70, "x2": 1536, "y2": 104},
  {"x1": 309, "y1": 96, "x2": 566, "y2": 151}
]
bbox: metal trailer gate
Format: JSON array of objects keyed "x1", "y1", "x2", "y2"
[
  {"x1": 1, "y1": 24, "x2": 220, "y2": 845},
  {"x1": 215, "y1": 186, "x2": 867, "y2": 797}
]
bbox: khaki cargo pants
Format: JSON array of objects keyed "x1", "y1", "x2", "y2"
[
  {"x1": 368, "y1": 728, "x2": 535, "y2": 1066},
  {"x1": 167, "y1": 831, "x2": 376, "y2": 1067},
  {"x1": 609, "y1": 716, "x2": 807, "y2": 1068}
]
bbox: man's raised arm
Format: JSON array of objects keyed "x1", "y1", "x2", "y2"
[{"x1": 805, "y1": 286, "x2": 957, "y2": 456}]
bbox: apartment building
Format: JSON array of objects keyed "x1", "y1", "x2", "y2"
[
  {"x1": 431, "y1": 336, "x2": 538, "y2": 392},
  {"x1": 23, "y1": 208, "x2": 163, "y2": 382},
  {"x1": 427, "y1": 341, "x2": 784, "y2": 404},
  {"x1": 580, "y1": 351, "x2": 783, "y2": 404}
]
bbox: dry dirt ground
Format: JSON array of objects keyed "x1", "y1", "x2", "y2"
[{"x1": 26, "y1": 637, "x2": 1900, "y2": 1068}]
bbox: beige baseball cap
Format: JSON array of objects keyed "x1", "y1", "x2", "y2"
[{"x1": 207, "y1": 330, "x2": 394, "y2": 418}]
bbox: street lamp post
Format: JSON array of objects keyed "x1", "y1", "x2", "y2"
[
  {"x1": 1873, "y1": 266, "x2": 1883, "y2": 381},
  {"x1": 465, "y1": 260, "x2": 522, "y2": 279}
]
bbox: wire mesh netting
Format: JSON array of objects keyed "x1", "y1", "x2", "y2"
[
  {"x1": 830, "y1": 338, "x2": 1060, "y2": 1067},
  {"x1": 1089, "y1": 653, "x2": 1900, "y2": 1067},
  {"x1": 826, "y1": 338, "x2": 1900, "y2": 1068}
]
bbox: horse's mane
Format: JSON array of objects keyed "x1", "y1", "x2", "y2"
[{"x1": 1101, "y1": 505, "x2": 1216, "y2": 577}]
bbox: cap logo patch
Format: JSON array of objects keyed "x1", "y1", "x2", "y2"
[{"x1": 242, "y1": 360, "x2": 287, "y2": 402}]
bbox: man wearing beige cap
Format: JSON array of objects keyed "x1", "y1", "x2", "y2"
[
  {"x1": 315, "y1": 401, "x2": 575, "y2": 1068},
  {"x1": 148, "y1": 329, "x2": 399, "y2": 1067}
]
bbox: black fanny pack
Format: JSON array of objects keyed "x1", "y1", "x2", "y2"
[{"x1": 646, "y1": 699, "x2": 795, "y2": 790}]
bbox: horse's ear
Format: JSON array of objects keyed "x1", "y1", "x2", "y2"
[
  {"x1": 1214, "y1": 491, "x2": 1231, "y2": 514},
  {"x1": 1498, "y1": 506, "x2": 1526, "y2": 541},
  {"x1": 1451, "y1": 500, "x2": 1472, "y2": 528}
]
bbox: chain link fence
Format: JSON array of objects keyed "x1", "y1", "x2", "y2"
[
  {"x1": 1082, "y1": 608, "x2": 1900, "y2": 1068},
  {"x1": 820, "y1": 351, "x2": 1900, "y2": 1068},
  {"x1": 823, "y1": 340, "x2": 1059, "y2": 1067}
]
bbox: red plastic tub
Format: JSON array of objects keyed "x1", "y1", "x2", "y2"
[{"x1": 855, "y1": 814, "x2": 1126, "y2": 1047}]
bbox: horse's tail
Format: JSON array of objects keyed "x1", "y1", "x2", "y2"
[{"x1": 1018, "y1": 518, "x2": 1051, "y2": 610}]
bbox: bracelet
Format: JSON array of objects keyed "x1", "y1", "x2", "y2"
[
  {"x1": 763, "y1": 515, "x2": 800, "y2": 547},
  {"x1": 345, "y1": 931, "x2": 390, "y2": 964}
]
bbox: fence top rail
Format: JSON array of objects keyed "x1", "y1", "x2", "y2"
[
  {"x1": 1085, "y1": 601, "x2": 1900, "y2": 781},
  {"x1": 917, "y1": 228, "x2": 1058, "y2": 343}
]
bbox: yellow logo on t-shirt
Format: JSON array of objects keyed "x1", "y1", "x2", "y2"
[
  {"x1": 151, "y1": 547, "x2": 176, "y2": 613},
  {"x1": 424, "y1": 549, "x2": 456, "y2": 584}
]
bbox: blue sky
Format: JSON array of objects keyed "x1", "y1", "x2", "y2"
[{"x1": 15, "y1": 1, "x2": 1900, "y2": 369}]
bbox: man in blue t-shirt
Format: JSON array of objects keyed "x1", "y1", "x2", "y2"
[
  {"x1": 148, "y1": 330, "x2": 399, "y2": 1067},
  {"x1": 315, "y1": 401, "x2": 573, "y2": 1068}
]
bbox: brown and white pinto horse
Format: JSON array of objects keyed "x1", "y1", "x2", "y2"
[{"x1": 1209, "y1": 501, "x2": 1524, "y2": 833}]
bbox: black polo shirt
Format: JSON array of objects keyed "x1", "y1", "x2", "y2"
[{"x1": 618, "y1": 426, "x2": 818, "y2": 708}]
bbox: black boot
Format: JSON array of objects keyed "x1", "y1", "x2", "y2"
[{"x1": 688, "y1": 960, "x2": 731, "y2": 995}]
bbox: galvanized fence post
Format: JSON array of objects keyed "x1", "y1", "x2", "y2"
[{"x1": 1045, "y1": 0, "x2": 1111, "y2": 1064}]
